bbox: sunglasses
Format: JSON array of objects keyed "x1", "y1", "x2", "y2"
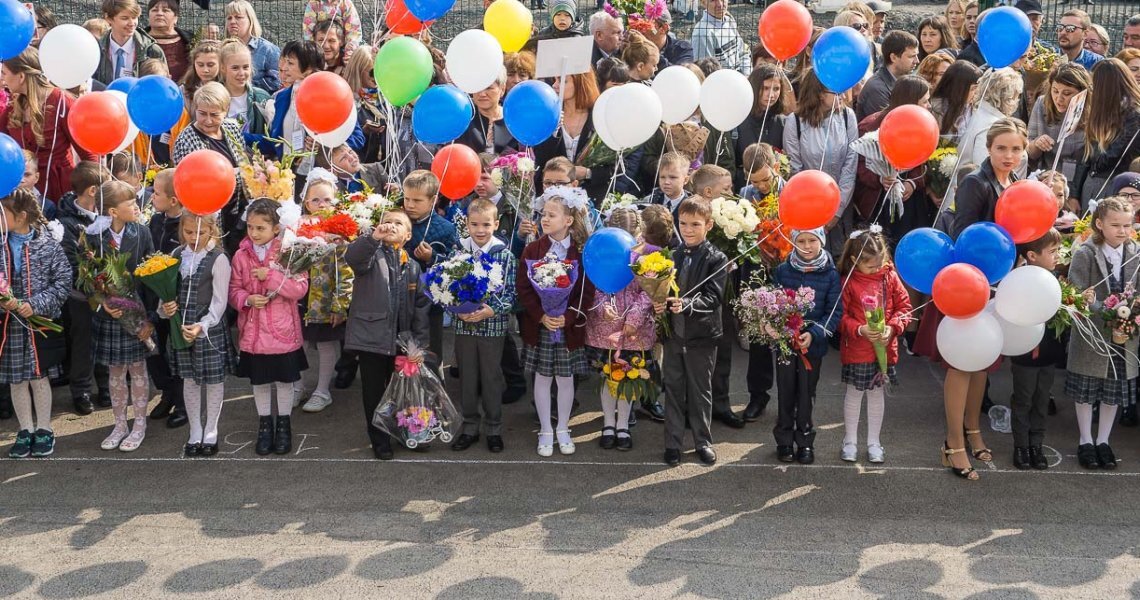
[
  {"x1": 1056, "y1": 24, "x2": 1086, "y2": 34},
  {"x1": 851, "y1": 23, "x2": 869, "y2": 31}
]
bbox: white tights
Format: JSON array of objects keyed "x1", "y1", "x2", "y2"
[
  {"x1": 534, "y1": 374, "x2": 574, "y2": 444},
  {"x1": 11, "y1": 377, "x2": 52, "y2": 432},
  {"x1": 310, "y1": 340, "x2": 339, "y2": 397},
  {"x1": 253, "y1": 382, "x2": 294, "y2": 417},
  {"x1": 843, "y1": 384, "x2": 885, "y2": 447},
  {"x1": 599, "y1": 387, "x2": 632, "y2": 436},
  {"x1": 184, "y1": 380, "x2": 226, "y2": 445},
  {"x1": 1075, "y1": 402, "x2": 1117, "y2": 445},
  {"x1": 109, "y1": 362, "x2": 150, "y2": 444}
]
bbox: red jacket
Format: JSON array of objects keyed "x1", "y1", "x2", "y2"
[
  {"x1": 0, "y1": 88, "x2": 97, "y2": 201},
  {"x1": 839, "y1": 265, "x2": 912, "y2": 366},
  {"x1": 516, "y1": 235, "x2": 595, "y2": 350}
]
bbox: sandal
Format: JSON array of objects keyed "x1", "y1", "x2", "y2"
[
  {"x1": 965, "y1": 429, "x2": 992, "y2": 462},
  {"x1": 942, "y1": 443, "x2": 979, "y2": 480},
  {"x1": 599, "y1": 426, "x2": 616, "y2": 450}
]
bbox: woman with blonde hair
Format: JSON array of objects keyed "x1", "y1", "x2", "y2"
[
  {"x1": 621, "y1": 31, "x2": 660, "y2": 83},
  {"x1": 945, "y1": 0, "x2": 967, "y2": 41},
  {"x1": 343, "y1": 44, "x2": 384, "y2": 163},
  {"x1": 219, "y1": 39, "x2": 270, "y2": 142},
  {"x1": 1115, "y1": 47, "x2": 1140, "y2": 85},
  {"x1": 1075, "y1": 59, "x2": 1140, "y2": 208},
  {"x1": 225, "y1": 0, "x2": 281, "y2": 91},
  {"x1": 957, "y1": 68, "x2": 1026, "y2": 175}
]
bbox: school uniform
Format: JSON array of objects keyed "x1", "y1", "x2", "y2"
[
  {"x1": 147, "y1": 211, "x2": 185, "y2": 415},
  {"x1": 407, "y1": 212, "x2": 460, "y2": 364},
  {"x1": 0, "y1": 230, "x2": 70, "y2": 384},
  {"x1": 517, "y1": 235, "x2": 594, "y2": 377},
  {"x1": 169, "y1": 246, "x2": 237, "y2": 385},
  {"x1": 87, "y1": 222, "x2": 156, "y2": 367}
]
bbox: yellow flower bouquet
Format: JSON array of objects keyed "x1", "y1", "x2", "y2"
[
  {"x1": 134, "y1": 253, "x2": 190, "y2": 350},
  {"x1": 602, "y1": 351, "x2": 657, "y2": 403}
]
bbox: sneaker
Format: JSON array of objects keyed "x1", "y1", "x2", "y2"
[
  {"x1": 30, "y1": 429, "x2": 55, "y2": 457},
  {"x1": 867, "y1": 444, "x2": 885, "y2": 463},
  {"x1": 292, "y1": 383, "x2": 304, "y2": 408},
  {"x1": 840, "y1": 442, "x2": 857, "y2": 462},
  {"x1": 302, "y1": 390, "x2": 333, "y2": 413},
  {"x1": 8, "y1": 429, "x2": 32, "y2": 458}
]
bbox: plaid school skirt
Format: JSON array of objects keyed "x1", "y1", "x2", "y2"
[
  {"x1": 523, "y1": 329, "x2": 589, "y2": 378},
  {"x1": 171, "y1": 325, "x2": 238, "y2": 386},
  {"x1": 841, "y1": 362, "x2": 898, "y2": 391},
  {"x1": 1065, "y1": 350, "x2": 1133, "y2": 406},
  {"x1": 92, "y1": 313, "x2": 153, "y2": 366},
  {"x1": 0, "y1": 320, "x2": 65, "y2": 384}
]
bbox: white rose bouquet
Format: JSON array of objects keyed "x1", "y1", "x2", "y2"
[{"x1": 707, "y1": 196, "x2": 763, "y2": 264}]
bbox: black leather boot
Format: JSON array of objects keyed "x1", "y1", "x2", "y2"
[
  {"x1": 255, "y1": 416, "x2": 274, "y2": 455},
  {"x1": 274, "y1": 415, "x2": 292, "y2": 455}
]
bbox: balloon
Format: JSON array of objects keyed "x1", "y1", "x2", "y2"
[
  {"x1": 39, "y1": 24, "x2": 100, "y2": 89},
  {"x1": 952, "y1": 222, "x2": 1016, "y2": 284},
  {"x1": 994, "y1": 265, "x2": 1063, "y2": 327},
  {"x1": 313, "y1": 105, "x2": 358, "y2": 147},
  {"x1": 69, "y1": 92, "x2": 130, "y2": 155},
  {"x1": 583, "y1": 227, "x2": 636, "y2": 294},
  {"x1": 0, "y1": 133, "x2": 25, "y2": 197},
  {"x1": 895, "y1": 228, "x2": 955, "y2": 294},
  {"x1": 977, "y1": 7, "x2": 1032, "y2": 69},
  {"x1": 406, "y1": 0, "x2": 456, "y2": 22},
  {"x1": 105, "y1": 91, "x2": 140, "y2": 155},
  {"x1": 446, "y1": 30, "x2": 505, "y2": 94},
  {"x1": 811, "y1": 26, "x2": 871, "y2": 93},
  {"x1": 937, "y1": 313, "x2": 1003, "y2": 372},
  {"x1": 596, "y1": 84, "x2": 663, "y2": 150},
  {"x1": 413, "y1": 85, "x2": 473, "y2": 144},
  {"x1": 778, "y1": 170, "x2": 840, "y2": 230},
  {"x1": 652, "y1": 66, "x2": 701, "y2": 126},
  {"x1": 0, "y1": 0, "x2": 34, "y2": 60},
  {"x1": 374, "y1": 36, "x2": 433, "y2": 107},
  {"x1": 879, "y1": 105, "x2": 939, "y2": 170},
  {"x1": 995, "y1": 180, "x2": 1057, "y2": 244},
  {"x1": 932, "y1": 263, "x2": 990, "y2": 319},
  {"x1": 484, "y1": 0, "x2": 533, "y2": 53},
  {"x1": 107, "y1": 77, "x2": 138, "y2": 94},
  {"x1": 758, "y1": 0, "x2": 813, "y2": 61},
  {"x1": 385, "y1": 0, "x2": 431, "y2": 35},
  {"x1": 503, "y1": 80, "x2": 560, "y2": 147},
  {"x1": 127, "y1": 75, "x2": 184, "y2": 135},
  {"x1": 174, "y1": 150, "x2": 237, "y2": 216},
  {"x1": 295, "y1": 71, "x2": 354, "y2": 134},
  {"x1": 997, "y1": 315, "x2": 1044, "y2": 357},
  {"x1": 699, "y1": 69, "x2": 753, "y2": 132},
  {"x1": 431, "y1": 144, "x2": 481, "y2": 200}
]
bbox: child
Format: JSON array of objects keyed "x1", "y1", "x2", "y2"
[
  {"x1": 517, "y1": 186, "x2": 596, "y2": 457},
  {"x1": 159, "y1": 213, "x2": 237, "y2": 456},
  {"x1": 18, "y1": 151, "x2": 56, "y2": 220},
  {"x1": 691, "y1": 164, "x2": 734, "y2": 202},
  {"x1": 2, "y1": 189, "x2": 72, "y2": 458},
  {"x1": 654, "y1": 198, "x2": 727, "y2": 466},
  {"x1": 181, "y1": 40, "x2": 222, "y2": 106},
  {"x1": 641, "y1": 205, "x2": 677, "y2": 249},
  {"x1": 530, "y1": 0, "x2": 584, "y2": 43},
  {"x1": 740, "y1": 143, "x2": 785, "y2": 201},
  {"x1": 1065, "y1": 197, "x2": 1137, "y2": 470},
  {"x1": 219, "y1": 38, "x2": 271, "y2": 140},
  {"x1": 145, "y1": 168, "x2": 187, "y2": 427},
  {"x1": 109, "y1": 152, "x2": 144, "y2": 205},
  {"x1": 773, "y1": 227, "x2": 842, "y2": 465},
  {"x1": 343, "y1": 210, "x2": 431, "y2": 460},
  {"x1": 86, "y1": 180, "x2": 156, "y2": 452},
  {"x1": 228, "y1": 198, "x2": 309, "y2": 456},
  {"x1": 298, "y1": 170, "x2": 353, "y2": 413},
  {"x1": 643, "y1": 151, "x2": 691, "y2": 222},
  {"x1": 315, "y1": 144, "x2": 387, "y2": 194},
  {"x1": 1010, "y1": 228, "x2": 1063, "y2": 470},
  {"x1": 94, "y1": 0, "x2": 167, "y2": 84},
  {"x1": 837, "y1": 227, "x2": 911, "y2": 464},
  {"x1": 449, "y1": 199, "x2": 517, "y2": 453},
  {"x1": 402, "y1": 170, "x2": 460, "y2": 363}
]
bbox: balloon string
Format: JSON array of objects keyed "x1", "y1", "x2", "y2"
[
  {"x1": 818, "y1": 93, "x2": 840, "y2": 172},
  {"x1": 650, "y1": 126, "x2": 673, "y2": 197},
  {"x1": 744, "y1": 85, "x2": 777, "y2": 187},
  {"x1": 41, "y1": 100, "x2": 64, "y2": 211},
  {"x1": 678, "y1": 229, "x2": 776, "y2": 300},
  {"x1": 817, "y1": 185, "x2": 893, "y2": 336},
  {"x1": 931, "y1": 74, "x2": 996, "y2": 228}
]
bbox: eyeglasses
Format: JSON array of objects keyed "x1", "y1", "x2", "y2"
[
  {"x1": 1085, "y1": 39, "x2": 1105, "y2": 48},
  {"x1": 1121, "y1": 192, "x2": 1140, "y2": 202},
  {"x1": 543, "y1": 179, "x2": 571, "y2": 187},
  {"x1": 1056, "y1": 24, "x2": 1086, "y2": 34},
  {"x1": 851, "y1": 23, "x2": 869, "y2": 31}
]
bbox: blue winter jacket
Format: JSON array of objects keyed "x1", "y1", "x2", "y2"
[
  {"x1": 773, "y1": 259, "x2": 843, "y2": 358},
  {"x1": 262, "y1": 86, "x2": 366, "y2": 158}
]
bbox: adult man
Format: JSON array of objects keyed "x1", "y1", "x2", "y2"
[
  {"x1": 691, "y1": 0, "x2": 749, "y2": 74},
  {"x1": 589, "y1": 11, "x2": 623, "y2": 66},
  {"x1": 867, "y1": 0, "x2": 891, "y2": 42},
  {"x1": 1125, "y1": 15, "x2": 1140, "y2": 51},
  {"x1": 646, "y1": 9, "x2": 694, "y2": 70},
  {"x1": 1056, "y1": 10, "x2": 1103, "y2": 70},
  {"x1": 856, "y1": 30, "x2": 918, "y2": 121},
  {"x1": 1015, "y1": 0, "x2": 1044, "y2": 39}
]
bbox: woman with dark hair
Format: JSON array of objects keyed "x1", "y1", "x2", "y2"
[
  {"x1": 917, "y1": 15, "x2": 960, "y2": 61},
  {"x1": 931, "y1": 60, "x2": 982, "y2": 137},
  {"x1": 1075, "y1": 59, "x2": 1140, "y2": 208},
  {"x1": 737, "y1": 64, "x2": 790, "y2": 154},
  {"x1": 146, "y1": 0, "x2": 193, "y2": 82},
  {"x1": 595, "y1": 56, "x2": 630, "y2": 90},
  {"x1": 1027, "y1": 63, "x2": 1090, "y2": 190},
  {"x1": 315, "y1": 19, "x2": 348, "y2": 76}
]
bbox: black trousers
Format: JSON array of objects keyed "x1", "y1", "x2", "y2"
[
  {"x1": 663, "y1": 340, "x2": 716, "y2": 451},
  {"x1": 358, "y1": 351, "x2": 396, "y2": 448},
  {"x1": 1011, "y1": 363, "x2": 1053, "y2": 447},
  {"x1": 774, "y1": 355, "x2": 823, "y2": 448},
  {"x1": 146, "y1": 319, "x2": 184, "y2": 410},
  {"x1": 65, "y1": 297, "x2": 108, "y2": 397},
  {"x1": 711, "y1": 308, "x2": 735, "y2": 416},
  {"x1": 747, "y1": 343, "x2": 775, "y2": 409}
]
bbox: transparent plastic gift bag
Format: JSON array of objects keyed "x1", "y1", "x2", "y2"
[
  {"x1": 371, "y1": 332, "x2": 459, "y2": 449},
  {"x1": 989, "y1": 404, "x2": 1012, "y2": 434}
]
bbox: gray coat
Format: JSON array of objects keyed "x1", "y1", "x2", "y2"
[
  {"x1": 1066, "y1": 238, "x2": 1140, "y2": 379},
  {"x1": 343, "y1": 235, "x2": 430, "y2": 356}
]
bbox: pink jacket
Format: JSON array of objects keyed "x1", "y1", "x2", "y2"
[
  {"x1": 229, "y1": 237, "x2": 309, "y2": 355},
  {"x1": 585, "y1": 285, "x2": 655, "y2": 352}
]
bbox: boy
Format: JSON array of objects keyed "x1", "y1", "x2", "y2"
[
  {"x1": 109, "y1": 152, "x2": 145, "y2": 204},
  {"x1": 643, "y1": 152, "x2": 690, "y2": 210},
  {"x1": 402, "y1": 170, "x2": 460, "y2": 363},
  {"x1": 691, "y1": 164, "x2": 734, "y2": 202},
  {"x1": 1010, "y1": 228, "x2": 1064, "y2": 470},
  {"x1": 654, "y1": 198, "x2": 728, "y2": 466},
  {"x1": 527, "y1": 0, "x2": 584, "y2": 47},
  {"x1": 740, "y1": 143, "x2": 784, "y2": 201},
  {"x1": 144, "y1": 168, "x2": 187, "y2": 427},
  {"x1": 18, "y1": 151, "x2": 56, "y2": 220},
  {"x1": 449, "y1": 199, "x2": 518, "y2": 453},
  {"x1": 690, "y1": 0, "x2": 749, "y2": 74},
  {"x1": 315, "y1": 143, "x2": 388, "y2": 194},
  {"x1": 94, "y1": 0, "x2": 167, "y2": 85}
]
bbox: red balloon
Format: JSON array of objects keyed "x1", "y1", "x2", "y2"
[
  {"x1": 431, "y1": 144, "x2": 480, "y2": 200},
  {"x1": 758, "y1": 0, "x2": 813, "y2": 61},
  {"x1": 386, "y1": 0, "x2": 432, "y2": 35},
  {"x1": 932, "y1": 263, "x2": 989, "y2": 319},
  {"x1": 174, "y1": 150, "x2": 237, "y2": 216},
  {"x1": 880, "y1": 105, "x2": 939, "y2": 170},
  {"x1": 778, "y1": 170, "x2": 841, "y2": 230},
  {"x1": 68, "y1": 92, "x2": 129, "y2": 155},
  {"x1": 295, "y1": 71, "x2": 354, "y2": 135},
  {"x1": 995, "y1": 180, "x2": 1056, "y2": 243}
]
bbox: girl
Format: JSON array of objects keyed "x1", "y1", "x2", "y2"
[
  {"x1": 837, "y1": 227, "x2": 912, "y2": 464},
  {"x1": 620, "y1": 31, "x2": 659, "y2": 83},
  {"x1": 219, "y1": 38, "x2": 271, "y2": 141},
  {"x1": 181, "y1": 40, "x2": 222, "y2": 107},
  {"x1": 298, "y1": 170, "x2": 353, "y2": 413},
  {"x1": 930, "y1": 60, "x2": 981, "y2": 138},
  {"x1": 1, "y1": 189, "x2": 71, "y2": 459},
  {"x1": 516, "y1": 186, "x2": 596, "y2": 457},
  {"x1": 1065, "y1": 197, "x2": 1138, "y2": 470},
  {"x1": 1075, "y1": 59, "x2": 1140, "y2": 209},
  {"x1": 736, "y1": 64, "x2": 790, "y2": 166},
  {"x1": 1027, "y1": 63, "x2": 1089, "y2": 192},
  {"x1": 228, "y1": 198, "x2": 309, "y2": 456},
  {"x1": 159, "y1": 213, "x2": 237, "y2": 457},
  {"x1": 341, "y1": 44, "x2": 384, "y2": 164},
  {"x1": 586, "y1": 208, "x2": 655, "y2": 451}
]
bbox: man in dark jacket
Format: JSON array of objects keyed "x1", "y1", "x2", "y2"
[
  {"x1": 856, "y1": 30, "x2": 919, "y2": 121},
  {"x1": 646, "y1": 11, "x2": 694, "y2": 71}
]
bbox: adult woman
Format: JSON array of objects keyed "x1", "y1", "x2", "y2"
[
  {"x1": 917, "y1": 16, "x2": 959, "y2": 61},
  {"x1": 219, "y1": 39, "x2": 270, "y2": 143},
  {"x1": 455, "y1": 70, "x2": 518, "y2": 156},
  {"x1": 1074, "y1": 59, "x2": 1140, "y2": 208},
  {"x1": 225, "y1": 0, "x2": 281, "y2": 92},
  {"x1": 0, "y1": 48, "x2": 95, "y2": 202},
  {"x1": 621, "y1": 31, "x2": 659, "y2": 83},
  {"x1": 737, "y1": 64, "x2": 789, "y2": 164},
  {"x1": 945, "y1": 0, "x2": 967, "y2": 41},
  {"x1": 504, "y1": 52, "x2": 535, "y2": 94},
  {"x1": 146, "y1": 0, "x2": 193, "y2": 82},
  {"x1": 1027, "y1": 63, "x2": 1090, "y2": 196},
  {"x1": 834, "y1": 11, "x2": 876, "y2": 81},
  {"x1": 343, "y1": 45, "x2": 384, "y2": 164},
  {"x1": 1086, "y1": 24, "x2": 1111, "y2": 58},
  {"x1": 788, "y1": 27, "x2": 825, "y2": 92},
  {"x1": 1115, "y1": 48, "x2": 1140, "y2": 85},
  {"x1": 931, "y1": 60, "x2": 981, "y2": 137},
  {"x1": 918, "y1": 53, "x2": 954, "y2": 89},
  {"x1": 957, "y1": 68, "x2": 1024, "y2": 175},
  {"x1": 315, "y1": 19, "x2": 348, "y2": 76}
]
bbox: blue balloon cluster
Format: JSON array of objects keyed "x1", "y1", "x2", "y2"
[
  {"x1": 127, "y1": 75, "x2": 184, "y2": 136},
  {"x1": 0, "y1": 0, "x2": 34, "y2": 61},
  {"x1": 0, "y1": 133, "x2": 25, "y2": 198},
  {"x1": 896, "y1": 224, "x2": 1016, "y2": 295},
  {"x1": 953, "y1": 222, "x2": 1016, "y2": 285},
  {"x1": 108, "y1": 77, "x2": 139, "y2": 94},
  {"x1": 976, "y1": 7, "x2": 1032, "y2": 69},
  {"x1": 811, "y1": 26, "x2": 872, "y2": 94},
  {"x1": 412, "y1": 85, "x2": 473, "y2": 144},
  {"x1": 583, "y1": 227, "x2": 636, "y2": 294},
  {"x1": 503, "y1": 81, "x2": 561, "y2": 147}
]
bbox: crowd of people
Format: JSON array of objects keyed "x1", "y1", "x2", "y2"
[{"x1": 1, "y1": 0, "x2": 1139, "y2": 482}]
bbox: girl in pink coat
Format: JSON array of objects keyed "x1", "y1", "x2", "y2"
[{"x1": 229, "y1": 199, "x2": 309, "y2": 457}]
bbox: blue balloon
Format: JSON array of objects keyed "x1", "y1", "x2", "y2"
[
  {"x1": 127, "y1": 75, "x2": 184, "y2": 135},
  {"x1": 405, "y1": 0, "x2": 456, "y2": 22},
  {"x1": 953, "y1": 222, "x2": 1016, "y2": 285},
  {"x1": 503, "y1": 81, "x2": 560, "y2": 147},
  {"x1": 412, "y1": 85, "x2": 473, "y2": 144},
  {"x1": 0, "y1": 0, "x2": 34, "y2": 61},
  {"x1": 108, "y1": 77, "x2": 139, "y2": 94},
  {"x1": 0, "y1": 133, "x2": 24, "y2": 197},
  {"x1": 977, "y1": 7, "x2": 1032, "y2": 69},
  {"x1": 811, "y1": 26, "x2": 872, "y2": 94},
  {"x1": 583, "y1": 227, "x2": 636, "y2": 294},
  {"x1": 895, "y1": 227, "x2": 954, "y2": 295}
]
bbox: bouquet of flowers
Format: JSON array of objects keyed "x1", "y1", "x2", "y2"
[
  {"x1": 527, "y1": 252, "x2": 579, "y2": 343},
  {"x1": 1100, "y1": 283, "x2": 1140, "y2": 344},
  {"x1": 240, "y1": 147, "x2": 298, "y2": 202},
  {"x1": 490, "y1": 152, "x2": 537, "y2": 223},
  {"x1": 631, "y1": 249, "x2": 678, "y2": 335},
  {"x1": 753, "y1": 190, "x2": 793, "y2": 267},
  {"x1": 734, "y1": 284, "x2": 816, "y2": 365},
  {"x1": 862, "y1": 294, "x2": 889, "y2": 382},
  {"x1": 600, "y1": 351, "x2": 658, "y2": 403},
  {"x1": 0, "y1": 272, "x2": 63, "y2": 336},
  {"x1": 1048, "y1": 278, "x2": 1091, "y2": 340},
  {"x1": 422, "y1": 251, "x2": 508, "y2": 314},
  {"x1": 600, "y1": 192, "x2": 639, "y2": 218},
  {"x1": 339, "y1": 185, "x2": 397, "y2": 232},
  {"x1": 605, "y1": 0, "x2": 665, "y2": 30},
  {"x1": 371, "y1": 333, "x2": 459, "y2": 449},
  {"x1": 76, "y1": 237, "x2": 155, "y2": 352},
  {"x1": 707, "y1": 196, "x2": 762, "y2": 264},
  {"x1": 926, "y1": 143, "x2": 959, "y2": 200},
  {"x1": 1025, "y1": 41, "x2": 1060, "y2": 102},
  {"x1": 276, "y1": 226, "x2": 336, "y2": 279},
  {"x1": 144, "y1": 163, "x2": 168, "y2": 189},
  {"x1": 134, "y1": 253, "x2": 191, "y2": 350}
]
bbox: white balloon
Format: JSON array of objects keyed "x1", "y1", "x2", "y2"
[
  {"x1": 699, "y1": 69, "x2": 754, "y2": 132},
  {"x1": 105, "y1": 91, "x2": 139, "y2": 155},
  {"x1": 312, "y1": 105, "x2": 358, "y2": 148},
  {"x1": 591, "y1": 87, "x2": 618, "y2": 150},
  {"x1": 446, "y1": 30, "x2": 505, "y2": 94},
  {"x1": 997, "y1": 314, "x2": 1045, "y2": 356},
  {"x1": 994, "y1": 265, "x2": 1062, "y2": 326},
  {"x1": 600, "y1": 84, "x2": 663, "y2": 150},
  {"x1": 652, "y1": 66, "x2": 701, "y2": 125},
  {"x1": 936, "y1": 312, "x2": 1003, "y2": 372},
  {"x1": 39, "y1": 24, "x2": 101, "y2": 89}
]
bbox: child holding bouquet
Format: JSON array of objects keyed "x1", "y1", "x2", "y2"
[
  {"x1": 146, "y1": 168, "x2": 186, "y2": 427},
  {"x1": 517, "y1": 186, "x2": 595, "y2": 457},
  {"x1": 837, "y1": 227, "x2": 911, "y2": 464}
]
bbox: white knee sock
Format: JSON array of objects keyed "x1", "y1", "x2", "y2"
[
  {"x1": 30, "y1": 378, "x2": 52, "y2": 431},
  {"x1": 534, "y1": 374, "x2": 553, "y2": 434},
  {"x1": 274, "y1": 381, "x2": 293, "y2": 416},
  {"x1": 1097, "y1": 404, "x2": 1118, "y2": 445},
  {"x1": 866, "y1": 388, "x2": 885, "y2": 447},
  {"x1": 555, "y1": 375, "x2": 574, "y2": 432},
  {"x1": 842, "y1": 385, "x2": 863, "y2": 445},
  {"x1": 184, "y1": 380, "x2": 204, "y2": 444},
  {"x1": 11, "y1": 381, "x2": 33, "y2": 431},
  {"x1": 616, "y1": 400, "x2": 631, "y2": 435},
  {"x1": 203, "y1": 383, "x2": 225, "y2": 444},
  {"x1": 1075, "y1": 402, "x2": 1094, "y2": 445},
  {"x1": 600, "y1": 386, "x2": 617, "y2": 429},
  {"x1": 253, "y1": 384, "x2": 273, "y2": 416},
  {"x1": 314, "y1": 341, "x2": 339, "y2": 397}
]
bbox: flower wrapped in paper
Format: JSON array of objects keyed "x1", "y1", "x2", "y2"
[
  {"x1": 862, "y1": 293, "x2": 889, "y2": 382},
  {"x1": 753, "y1": 190, "x2": 793, "y2": 267},
  {"x1": 371, "y1": 333, "x2": 459, "y2": 449},
  {"x1": 707, "y1": 195, "x2": 763, "y2": 265},
  {"x1": 490, "y1": 152, "x2": 537, "y2": 225},
  {"x1": 1099, "y1": 283, "x2": 1139, "y2": 344},
  {"x1": 850, "y1": 131, "x2": 904, "y2": 222},
  {"x1": 339, "y1": 185, "x2": 397, "y2": 232},
  {"x1": 422, "y1": 251, "x2": 508, "y2": 315},
  {"x1": 275, "y1": 227, "x2": 336, "y2": 280},
  {"x1": 134, "y1": 253, "x2": 191, "y2": 350},
  {"x1": 734, "y1": 283, "x2": 816, "y2": 365},
  {"x1": 527, "y1": 253, "x2": 579, "y2": 344}
]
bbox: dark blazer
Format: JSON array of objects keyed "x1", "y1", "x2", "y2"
[
  {"x1": 856, "y1": 67, "x2": 895, "y2": 122},
  {"x1": 949, "y1": 158, "x2": 1017, "y2": 240},
  {"x1": 1074, "y1": 107, "x2": 1140, "y2": 204},
  {"x1": 455, "y1": 112, "x2": 520, "y2": 157},
  {"x1": 93, "y1": 30, "x2": 167, "y2": 85},
  {"x1": 516, "y1": 235, "x2": 596, "y2": 350}
]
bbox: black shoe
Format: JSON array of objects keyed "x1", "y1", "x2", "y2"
[
  {"x1": 742, "y1": 401, "x2": 766, "y2": 422},
  {"x1": 487, "y1": 435, "x2": 504, "y2": 453},
  {"x1": 200, "y1": 443, "x2": 218, "y2": 456},
  {"x1": 628, "y1": 408, "x2": 638, "y2": 427},
  {"x1": 715, "y1": 411, "x2": 746, "y2": 429},
  {"x1": 1048, "y1": 396, "x2": 1058, "y2": 416},
  {"x1": 796, "y1": 446, "x2": 815, "y2": 464},
  {"x1": 501, "y1": 386, "x2": 526, "y2": 405},
  {"x1": 255, "y1": 416, "x2": 274, "y2": 455},
  {"x1": 333, "y1": 369, "x2": 355, "y2": 389},
  {"x1": 641, "y1": 400, "x2": 666, "y2": 422},
  {"x1": 1120, "y1": 406, "x2": 1138, "y2": 427},
  {"x1": 1029, "y1": 445, "x2": 1048, "y2": 470},
  {"x1": 97, "y1": 390, "x2": 112, "y2": 408},
  {"x1": 50, "y1": 375, "x2": 69, "y2": 388},
  {"x1": 166, "y1": 411, "x2": 188, "y2": 429},
  {"x1": 183, "y1": 442, "x2": 201, "y2": 457},
  {"x1": 373, "y1": 438, "x2": 394, "y2": 460},
  {"x1": 451, "y1": 433, "x2": 480, "y2": 451},
  {"x1": 1095, "y1": 443, "x2": 1117, "y2": 469},
  {"x1": 1077, "y1": 443, "x2": 1099, "y2": 469},
  {"x1": 73, "y1": 393, "x2": 94, "y2": 416},
  {"x1": 149, "y1": 397, "x2": 173, "y2": 419},
  {"x1": 664, "y1": 448, "x2": 681, "y2": 466},
  {"x1": 599, "y1": 426, "x2": 616, "y2": 450},
  {"x1": 273, "y1": 416, "x2": 292, "y2": 455},
  {"x1": 777, "y1": 445, "x2": 795, "y2": 462},
  {"x1": 696, "y1": 446, "x2": 717, "y2": 465},
  {"x1": 1012, "y1": 446, "x2": 1031, "y2": 470},
  {"x1": 616, "y1": 430, "x2": 632, "y2": 451}
]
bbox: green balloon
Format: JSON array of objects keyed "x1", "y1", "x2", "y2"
[{"x1": 374, "y1": 37, "x2": 433, "y2": 108}]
